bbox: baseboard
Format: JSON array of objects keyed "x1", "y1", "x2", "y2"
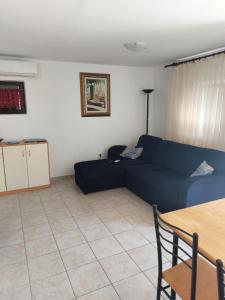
[
  {"x1": 51, "y1": 174, "x2": 74, "y2": 181},
  {"x1": 0, "y1": 184, "x2": 51, "y2": 196}
]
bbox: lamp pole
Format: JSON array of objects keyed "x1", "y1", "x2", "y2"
[{"x1": 142, "y1": 89, "x2": 154, "y2": 135}]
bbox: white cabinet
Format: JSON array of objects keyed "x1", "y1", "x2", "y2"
[
  {"x1": 26, "y1": 143, "x2": 50, "y2": 187},
  {"x1": 0, "y1": 148, "x2": 6, "y2": 192},
  {"x1": 0, "y1": 142, "x2": 50, "y2": 194},
  {"x1": 3, "y1": 145, "x2": 28, "y2": 191}
]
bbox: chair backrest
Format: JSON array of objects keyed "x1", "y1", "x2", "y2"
[
  {"x1": 153, "y1": 205, "x2": 199, "y2": 300},
  {"x1": 216, "y1": 259, "x2": 225, "y2": 300}
]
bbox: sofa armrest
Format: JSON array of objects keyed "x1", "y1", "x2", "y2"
[
  {"x1": 179, "y1": 175, "x2": 225, "y2": 207},
  {"x1": 108, "y1": 145, "x2": 126, "y2": 160}
]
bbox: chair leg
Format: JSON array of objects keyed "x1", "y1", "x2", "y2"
[
  {"x1": 171, "y1": 233, "x2": 178, "y2": 300},
  {"x1": 156, "y1": 275, "x2": 162, "y2": 300},
  {"x1": 171, "y1": 289, "x2": 176, "y2": 300}
]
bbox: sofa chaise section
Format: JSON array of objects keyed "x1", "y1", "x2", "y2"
[{"x1": 74, "y1": 135, "x2": 162, "y2": 194}]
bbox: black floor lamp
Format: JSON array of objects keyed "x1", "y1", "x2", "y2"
[{"x1": 142, "y1": 89, "x2": 154, "y2": 135}]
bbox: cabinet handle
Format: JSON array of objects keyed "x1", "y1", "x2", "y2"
[
  {"x1": 28, "y1": 150, "x2": 31, "y2": 157},
  {"x1": 22, "y1": 150, "x2": 25, "y2": 157}
]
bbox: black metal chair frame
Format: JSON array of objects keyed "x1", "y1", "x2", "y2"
[
  {"x1": 153, "y1": 205, "x2": 199, "y2": 300},
  {"x1": 217, "y1": 259, "x2": 225, "y2": 299}
]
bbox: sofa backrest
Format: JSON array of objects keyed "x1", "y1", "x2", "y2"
[
  {"x1": 152, "y1": 140, "x2": 225, "y2": 177},
  {"x1": 137, "y1": 135, "x2": 162, "y2": 162}
]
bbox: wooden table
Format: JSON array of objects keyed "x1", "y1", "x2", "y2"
[{"x1": 161, "y1": 199, "x2": 225, "y2": 264}]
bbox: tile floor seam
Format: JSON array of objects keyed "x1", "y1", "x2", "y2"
[
  {"x1": 112, "y1": 230, "x2": 149, "y2": 252},
  {"x1": 74, "y1": 283, "x2": 113, "y2": 299},
  {"x1": 142, "y1": 267, "x2": 159, "y2": 288},
  {"x1": 105, "y1": 231, "x2": 156, "y2": 285},
  {"x1": 24, "y1": 232, "x2": 53, "y2": 243},
  {"x1": 0, "y1": 230, "x2": 24, "y2": 248},
  {"x1": 18, "y1": 193, "x2": 34, "y2": 300},
  {"x1": 111, "y1": 270, "x2": 148, "y2": 287},
  {"x1": 0, "y1": 179, "x2": 162, "y2": 299},
  {"x1": 41, "y1": 199, "x2": 78, "y2": 300},
  {"x1": 29, "y1": 269, "x2": 70, "y2": 284},
  {"x1": 75, "y1": 284, "x2": 118, "y2": 300},
  {"x1": 27, "y1": 249, "x2": 62, "y2": 261},
  {"x1": 79, "y1": 201, "x2": 161, "y2": 297},
  {"x1": 0, "y1": 242, "x2": 26, "y2": 267},
  {"x1": 64, "y1": 190, "x2": 158, "y2": 281},
  {"x1": 79, "y1": 240, "x2": 122, "y2": 300},
  {"x1": 62, "y1": 198, "x2": 122, "y2": 300}
]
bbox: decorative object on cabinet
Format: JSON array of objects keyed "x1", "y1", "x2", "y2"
[
  {"x1": 0, "y1": 141, "x2": 50, "y2": 194},
  {"x1": 80, "y1": 72, "x2": 110, "y2": 117},
  {"x1": 0, "y1": 81, "x2": 26, "y2": 114},
  {"x1": 24, "y1": 138, "x2": 47, "y2": 143}
]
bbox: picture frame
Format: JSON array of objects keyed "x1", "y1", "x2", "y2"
[
  {"x1": 80, "y1": 72, "x2": 110, "y2": 117},
  {"x1": 0, "y1": 81, "x2": 26, "y2": 114}
]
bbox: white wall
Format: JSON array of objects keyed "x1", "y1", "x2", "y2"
[{"x1": 0, "y1": 60, "x2": 154, "y2": 177}]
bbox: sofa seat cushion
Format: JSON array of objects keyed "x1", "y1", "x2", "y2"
[
  {"x1": 74, "y1": 158, "x2": 146, "y2": 193},
  {"x1": 75, "y1": 158, "x2": 146, "y2": 179},
  {"x1": 126, "y1": 164, "x2": 184, "y2": 212}
]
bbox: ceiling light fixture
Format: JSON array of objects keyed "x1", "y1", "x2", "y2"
[{"x1": 124, "y1": 42, "x2": 148, "y2": 52}]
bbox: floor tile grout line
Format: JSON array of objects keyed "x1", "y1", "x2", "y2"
[
  {"x1": 66, "y1": 184, "x2": 161, "y2": 273},
  {"x1": 40, "y1": 196, "x2": 78, "y2": 300},
  {"x1": 80, "y1": 193, "x2": 160, "y2": 294},
  {"x1": 62, "y1": 196, "x2": 123, "y2": 300},
  {"x1": 0, "y1": 232, "x2": 158, "y2": 270},
  {"x1": 28, "y1": 269, "x2": 75, "y2": 287},
  {"x1": 97, "y1": 255, "x2": 142, "y2": 283},
  {"x1": 76, "y1": 284, "x2": 114, "y2": 299},
  {"x1": 65, "y1": 188, "x2": 164, "y2": 298},
  {"x1": 74, "y1": 284, "x2": 117, "y2": 299},
  {"x1": 101, "y1": 223, "x2": 158, "y2": 288},
  {"x1": 18, "y1": 193, "x2": 36, "y2": 300},
  {"x1": 1, "y1": 180, "x2": 160, "y2": 299}
]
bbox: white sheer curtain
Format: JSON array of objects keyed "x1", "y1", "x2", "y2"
[{"x1": 167, "y1": 54, "x2": 225, "y2": 150}]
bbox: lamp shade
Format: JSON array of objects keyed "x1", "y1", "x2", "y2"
[{"x1": 142, "y1": 89, "x2": 154, "y2": 94}]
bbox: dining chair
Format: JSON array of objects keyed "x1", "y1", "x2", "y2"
[
  {"x1": 216, "y1": 259, "x2": 225, "y2": 299},
  {"x1": 153, "y1": 205, "x2": 219, "y2": 300}
]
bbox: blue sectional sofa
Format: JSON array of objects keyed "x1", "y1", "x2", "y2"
[{"x1": 74, "y1": 135, "x2": 225, "y2": 212}]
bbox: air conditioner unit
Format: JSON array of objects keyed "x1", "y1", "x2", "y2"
[{"x1": 0, "y1": 60, "x2": 38, "y2": 77}]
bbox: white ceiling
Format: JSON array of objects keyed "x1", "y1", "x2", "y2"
[{"x1": 0, "y1": 0, "x2": 225, "y2": 66}]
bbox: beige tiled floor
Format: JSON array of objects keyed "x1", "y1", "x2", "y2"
[{"x1": 0, "y1": 177, "x2": 173, "y2": 300}]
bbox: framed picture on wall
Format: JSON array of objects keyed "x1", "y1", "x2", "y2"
[
  {"x1": 80, "y1": 72, "x2": 110, "y2": 117},
  {"x1": 0, "y1": 81, "x2": 26, "y2": 114}
]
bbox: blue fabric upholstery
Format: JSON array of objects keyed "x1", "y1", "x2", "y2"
[
  {"x1": 74, "y1": 135, "x2": 225, "y2": 212},
  {"x1": 108, "y1": 145, "x2": 126, "y2": 160},
  {"x1": 137, "y1": 135, "x2": 162, "y2": 162},
  {"x1": 74, "y1": 135, "x2": 161, "y2": 194},
  {"x1": 126, "y1": 164, "x2": 184, "y2": 212},
  {"x1": 74, "y1": 158, "x2": 146, "y2": 194},
  {"x1": 180, "y1": 175, "x2": 225, "y2": 207},
  {"x1": 152, "y1": 140, "x2": 225, "y2": 177}
]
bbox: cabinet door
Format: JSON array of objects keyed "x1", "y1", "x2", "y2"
[
  {"x1": 26, "y1": 143, "x2": 50, "y2": 187},
  {"x1": 3, "y1": 145, "x2": 28, "y2": 191},
  {"x1": 0, "y1": 147, "x2": 6, "y2": 192}
]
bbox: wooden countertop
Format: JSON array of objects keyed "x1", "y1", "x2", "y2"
[
  {"x1": 161, "y1": 199, "x2": 225, "y2": 264},
  {"x1": 0, "y1": 140, "x2": 48, "y2": 147}
]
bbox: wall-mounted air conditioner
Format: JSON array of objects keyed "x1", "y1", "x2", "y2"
[{"x1": 0, "y1": 60, "x2": 38, "y2": 77}]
